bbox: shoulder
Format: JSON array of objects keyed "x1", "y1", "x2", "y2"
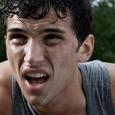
[
  {"x1": 79, "y1": 60, "x2": 110, "y2": 84},
  {"x1": 0, "y1": 60, "x2": 12, "y2": 115},
  {"x1": 105, "y1": 62, "x2": 115, "y2": 108},
  {"x1": 0, "y1": 60, "x2": 12, "y2": 91}
]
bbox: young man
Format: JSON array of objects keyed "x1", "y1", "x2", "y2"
[{"x1": 0, "y1": 0, "x2": 115, "y2": 115}]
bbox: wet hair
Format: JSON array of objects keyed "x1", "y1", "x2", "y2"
[{"x1": 0, "y1": 0, "x2": 92, "y2": 44}]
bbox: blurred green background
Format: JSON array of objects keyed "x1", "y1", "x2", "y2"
[
  {"x1": 91, "y1": 0, "x2": 115, "y2": 62},
  {"x1": 0, "y1": 0, "x2": 115, "y2": 62}
]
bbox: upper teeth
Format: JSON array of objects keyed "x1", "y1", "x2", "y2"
[{"x1": 27, "y1": 73, "x2": 47, "y2": 78}]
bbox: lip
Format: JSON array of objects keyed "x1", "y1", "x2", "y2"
[{"x1": 21, "y1": 67, "x2": 50, "y2": 93}]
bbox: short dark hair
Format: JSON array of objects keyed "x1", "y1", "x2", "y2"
[{"x1": 0, "y1": 0, "x2": 92, "y2": 44}]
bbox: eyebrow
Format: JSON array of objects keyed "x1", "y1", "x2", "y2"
[
  {"x1": 40, "y1": 28, "x2": 65, "y2": 34},
  {"x1": 7, "y1": 28, "x2": 27, "y2": 33}
]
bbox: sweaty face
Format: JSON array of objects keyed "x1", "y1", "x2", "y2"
[{"x1": 6, "y1": 11, "x2": 81, "y2": 108}]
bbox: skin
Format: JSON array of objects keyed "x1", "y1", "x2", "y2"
[
  {"x1": 0, "y1": 61, "x2": 12, "y2": 115},
  {"x1": 106, "y1": 63, "x2": 115, "y2": 108},
  {"x1": 0, "y1": 10, "x2": 115, "y2": 115}
]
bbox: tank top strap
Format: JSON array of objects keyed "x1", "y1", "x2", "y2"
[
  {"x1": 79, "y1": 60, "x2": 114, "y2": 115},
  {"x1": 12, "y1": 77, "x2": 37, "y2": 115}
]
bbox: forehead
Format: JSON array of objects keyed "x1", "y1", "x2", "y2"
[{"x1": 7, "y1": 10, "x2": 72, "y2": 32}]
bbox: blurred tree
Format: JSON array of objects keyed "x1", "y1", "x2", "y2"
[{"x1": 91, "y1": 0, "x2": 115, "y2": 62}]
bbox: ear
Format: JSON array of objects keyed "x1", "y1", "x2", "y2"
[{"x1": 78, "y1": 34, "x2": 94, "y2": 62}]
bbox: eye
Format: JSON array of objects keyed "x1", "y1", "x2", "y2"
[
  {"x1": 8, "y1": 33, "x2": 28, "y2": 46},
  {"x1": 44, "y1": 34, "x2": 63, "y2": 46}
]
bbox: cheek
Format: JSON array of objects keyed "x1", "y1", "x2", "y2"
[
  {"x1": 7, "y1": 45, "x2": 19, "y2": 61},
  {"x1": 6, "y1": 42, "x2": 24, "y2": 72},
  {"x1": 6, "y1": 46, "x2": 17, "y2": 74},
  {"x1": 49, "y1": 45, "x2": 77, "y2": 72}
]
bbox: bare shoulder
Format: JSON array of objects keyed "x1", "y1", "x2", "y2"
[
  {"x1": 105, "y1": 63, "x2": 115, "y2": 108},
  {"x1": 0, "y1": 60, "x2": 12, "y2": 115},
  {"x1": 0, "y1": 60, "x2": 12, "y2": 90}
]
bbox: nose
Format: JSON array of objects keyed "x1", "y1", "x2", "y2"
[{"x1": 24, "y1": 39, "x2": 45, "y2": 64}]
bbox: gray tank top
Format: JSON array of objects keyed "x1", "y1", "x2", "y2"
[{"x1": 13, "y1": 60, "x2": 115, "y2": 115}]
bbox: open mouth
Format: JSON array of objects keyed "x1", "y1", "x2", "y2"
[{"x1": 25, "y1": 73, "x2": 49, "y2": 85}]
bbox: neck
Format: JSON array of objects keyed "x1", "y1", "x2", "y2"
[{"x1": 33, "y1": 68, "x2": 86, "y2": 115}]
